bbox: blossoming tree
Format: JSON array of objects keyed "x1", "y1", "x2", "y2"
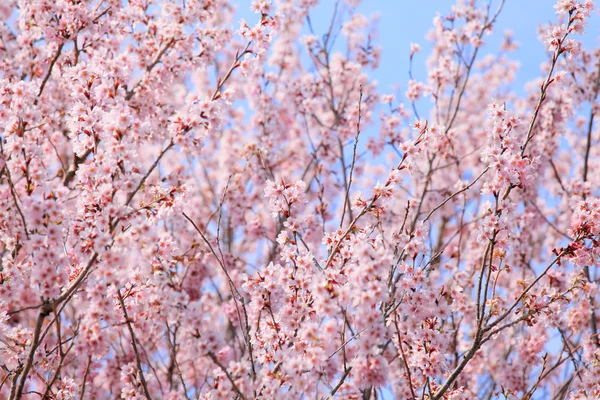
[{"x1": 1, "y1": 0, "x2": 600, "y2": 398}]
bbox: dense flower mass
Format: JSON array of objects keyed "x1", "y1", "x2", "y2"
[{"x1": 1, "y1": 0, "x2": 600, "y2": 398}]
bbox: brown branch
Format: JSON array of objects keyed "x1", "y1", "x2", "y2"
[
  {"x1": 6, "y1": 253, "x2": 96, "y2": 400},
  {"x1": 327, "y1": 328, "x2": 367, "y2": 360},
  {"x1": 211, "y1": 42, "x2": 252, "y2": 101},
  {"x1": 125, "y1": 38, "x2": 176, "y2": 101},
  {"x1": 125, "y1": 140, "x2": 174, "y2": 206},
  {"x1": 323, "y1": 195, "x2": 376, "y2": 269},
  {"x1": 3, "y1": 159, "x2": 30, "y2": 240},
  {"x1": 8, "y1": 368, "x2": 20, "y2": 400},
  {"x1": 444, "y1": 0, "x2": 505, "y2": 132},
  {"x1": 79, "y1": 356, "x2": 92, "y2": 399},
  {"x1": 549, "y1": 158, "x2": 569, "y2": 195},
  {"x1": 207, "y1": 352, "x2": 247, "y2": 400},
  {"x1": 6, "y1": 304, "x2": 43, "y2": 317},
  {"x1": 521, "y1": 12, "x2": 575, "y2": 156},
  {"x1": 433, "y1": 247, "x2": 570, "y2": 400},
  {"x1": 11, "y1": 301, "x2": 52, "y2": 400},
  {"x1": 484, "y1": 248, "x2": 568, "y2": 333},
  {"x1": 582, "y1": 59, "x2": 600, "y2": 184},
  {"x1": 40, "y1": 338, "x2": 76, "y2": 399},
  {"x1": 124, "y1": 42, "x2": 251, "y2": 209},
  {"x1": 55, "y1": 252, "x2": 98, "y2": 305},
  {"x1": 393, "y1": 314, "x2": 417, "y2": 400},
  {"x1": 323, "y1": 135, "x2": 422, "y2": 269},
  {"x1": 528, "y1": 200, "x2": 572, "y2": 240},
  {"x1": 581, "y1": 59, "x2": 600, "y2": 348},
  {"x1": 35, "y1": 43, "x2": 64, "y2": 103},
  {"x1": 423, "y1": 167, "x2": 489, "y2": 223},
  {"x1": 90, "y1": 7, "x2": 111, "y2": 25},
  {"x1": 339, "y1": 88, "x2": 363, "y2": 228},
  {"x1": 62, "y1": 149, "x2": 92, "y2": 187},
  {"x1": 117, "y1": 289, "x2": 153, "y2": 400},
  {"x1": 165, "y1": 324, "x2": 190, "y2": 399},
  {"x1": 182, "y1": 212, "x2": 257, "y2": 380},
  {"x1": 324, "y1": 367, "x2": 352, "y2": 400}
]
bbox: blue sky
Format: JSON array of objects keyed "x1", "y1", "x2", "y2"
[{"x1": 234, "y1": 0, "x2": 600, "y2": 98}]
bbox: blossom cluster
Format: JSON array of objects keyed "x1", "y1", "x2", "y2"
[{"x1": 1, "y1": 0, "x2": 600, "y2": 399}]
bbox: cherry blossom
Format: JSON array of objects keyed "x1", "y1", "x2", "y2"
[{"x1": 2, "y1": 0, "x2": 600, "y2": 399}]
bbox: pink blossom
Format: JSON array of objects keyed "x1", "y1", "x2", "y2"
[{"x1": 2, "y1": 0, "x2": 600, "y2": 399}]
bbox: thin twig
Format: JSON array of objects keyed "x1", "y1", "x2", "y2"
[
  {"x1": 117, "y1": 289, "x2": 153, "y2": 400},
  {"x1": 3, "y1": 158, "x2": 30, "y2": 240},
  {"x1": 582, "y1": 60, "x2": 600, "y2": 184},
  {"x1": 35, "y1": 44, "x2": 64, "y2": 103},
  {"x1": 79, "y1": 356, "x2": 92, "y2": 399},
  {"x1": 340, "y1": 88, "x2": 363, "y2": 228},
  {"x1": 182, "y1": 212, "x2": 257, "y2": 380},
  {"x1": 423, "y1": 167, "x2": 489, "y2": 223},
  {"x1": 207, "y1": 352, "x2": 247, "y2": 400},
  {"x1": 324, "y1": 367, "x2": 352, "y2": 400},
  {"x1": 394, "y1": 314, "x2": 417, "y2": 400},
  {"x1": 125, "y1": 141, "x2": 174, "y2": 206}
]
